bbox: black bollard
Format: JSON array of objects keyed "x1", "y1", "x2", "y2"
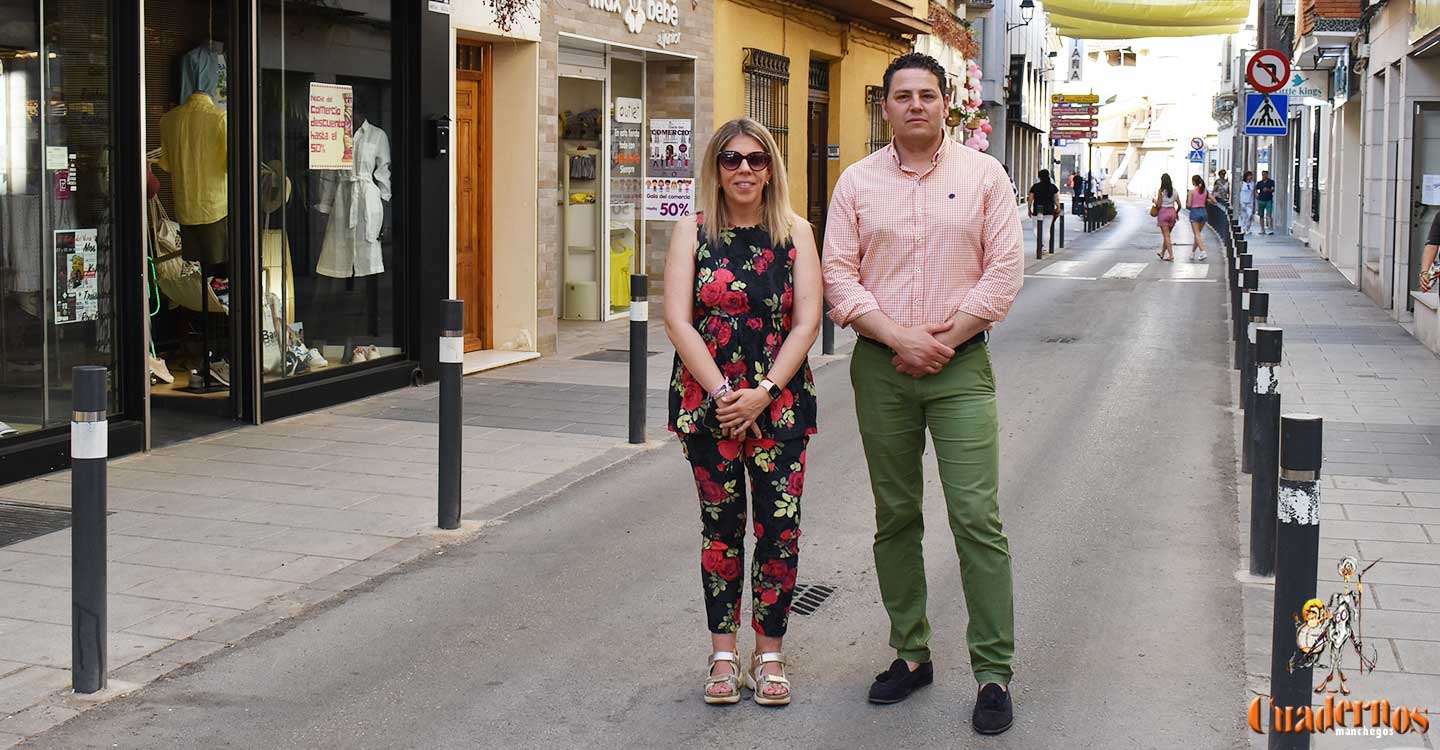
[
  {"x1": 71, "y1": 365, "x2": 108, "y2": 694},
  {"x1": 1232, "y1": 255, "x2": 1253, "y2": 361},
  {"x1": 1269, "y1": 414, "x2": 1322, "y2": 748},
  {"x1": 1035, "y1": 218, "x2": 1044, "y2": 260},
  {"x1": 1249, "y1": 327, "x2": 1283, "y2": 576},
  {"x1": 629, "y1": 274, "x2": 648, "y2": 445},
  {"x1": 1242, "y1": 292, "x2": 1270, "y2": 475},
  {"x1": 1235, "y1": 268, "x2": 1259, "y2": 374},
  {"x1": 1059, "y1": 206, "x2": 1066, "y2": 248},
  {"x1": 438, "y1": 299, "x2": 463, "y2": 530},
  {"x1": 822, "y1": 304, "x2": 835, "y2": 355}
]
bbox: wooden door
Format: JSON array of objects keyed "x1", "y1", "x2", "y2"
[{"x1": 456, "y1": 43, "x2": 493, "y2": 351}]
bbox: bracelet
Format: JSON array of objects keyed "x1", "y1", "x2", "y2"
[{"x1": 708, "y1": 381, "x2": 733, "y2": 400}]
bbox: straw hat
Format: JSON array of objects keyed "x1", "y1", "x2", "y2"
[{"x1": 259, "y1": 160, "x2": 292, "y2": 215}]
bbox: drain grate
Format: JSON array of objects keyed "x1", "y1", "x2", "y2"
[
  {"x1": 790, "y1": 584, "x2": 836, "y2": 616},
  {"x1": 573, "y1": 349, "x2": 661, "y2": 363},
  {"x1": 0, "y1": 501, "x2": 73, "y2": 548},
  {"x1": 1042, "y1": 336, "x2": 1079, "y2": 344},
  {"x1": 1255, "y1": 264, "x2": 1303, "y2": 280}
]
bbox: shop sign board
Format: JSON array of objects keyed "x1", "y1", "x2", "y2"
[
  {"x1": 589, "y1": 0, "x2": 680, "y2": 36},
  {"x1": 54, "y1": 229, "x2": 98, "y2": 324},
  {"x1": 1244, "y1": 92, "x2": 1288, "y2": 136},
  {"x1": 649, "y1": 118, "x2": 692, "y2": 178},
  {"x1": 308, "y1": 83, "x2": 353, "y2": 170},
  {"x1": 1278, "y1": 70, "x2": 1329, "y2": 101},
  {"x1": 612, "y1": 120, "x2": 642, "y2": 178},
  {"x1": 644, "y1": 177, "x2": 694, "y2": 221},
  {"x1": 1051, "y1": 93, "x2": 1099, "y2": 104},
  {"x1": 615, "y1": 97, "x2": 643, "y2": 124}
]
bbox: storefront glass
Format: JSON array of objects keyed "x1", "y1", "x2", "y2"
[
  {"x1": 609, "y1": 57, "x2": 643, "y2": 315},
  {"x1": 0, "y1": 0, "x2": 119, "y2": 440},
  {"x1": 258, "y1": 0, "x2": 402, "y2": 381}
]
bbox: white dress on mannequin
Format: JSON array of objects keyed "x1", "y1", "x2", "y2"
[{"x1": 315, "y1": 120, "x2": 391, "y2": 278}]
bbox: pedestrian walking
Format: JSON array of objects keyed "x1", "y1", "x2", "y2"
[
  {"x1": 822, "y1": 52, "x2": 1023, "y2": 735},
  {"x1": 1238, "y1": 170, "x2": 1256, "y2": 236},
  {"x1": 1256, "y1": 170, "x2": 1277, "y2": 235},
  {"x1": 1420, "y1": 211, "x2": 1440, "y2": 294},
  {"x1": 663, "y1": 117, "x2": 823, "y2": 707},
  {"x1": 1027, "y1": 169, "x2": 1061, "y2": 248},
  {"x1": 1153, "y1": 173, "x2": 1181, "y2": 261},
  {"x1": 1188, "y1": 174, "x2": 1212, "y2": 261},
  {"x1": 1213, "y1": 169, "x2": 1230, "y2": 209}
]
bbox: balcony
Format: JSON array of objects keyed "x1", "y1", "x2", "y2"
[
  {"x1": 812, "y1": 0, "x2": 932, "y2": 35},
  {"x1": 1212, "y1": 91, "x2": 1237, "y2": 127},
  {"x1": 1294, "y1": 0, "x2": 1360, "y2": 69}
]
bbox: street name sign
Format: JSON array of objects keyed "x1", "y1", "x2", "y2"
[
  {"x1": 1052, "y1": 93, "x2": 1100, "y2": 104},
  {"x1": 1052, "y1": 129, "x2": 1097, "y2": 139},
  {"x1": 1243, "y1": 92, "x2": 1288, "y2": 136},
  {"x1": 1246, "y1": 50, "x2": 1291, "y2": 94},
  {"x1": 1051, "y1": 118, "x2": 1098, "y2": 128},
  {"x1": 1050, "y1": 105, "x2": 1097, "y2": 115}
]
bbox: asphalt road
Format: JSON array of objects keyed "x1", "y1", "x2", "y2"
[{"x1": 26, "y1": 204, "x2": 1248, "y2": 749}]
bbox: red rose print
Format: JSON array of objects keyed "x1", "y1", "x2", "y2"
[
  {"x1": 780, "y1": 529, "x2": 792, "y2": 541},
  {"x1": 787, "y1": 472, "x2": 804, "y2": 496},
  {"x1": 717, "y1": 558, "x2": 741, "y2": 580},
  {"x1": 762, "y1": 560, "x2": 788, "y2": 579},
  {"x1": 701, "y1": 481, "x2": 727, "y2": 504},
  {"x1": 782, "y1": 570, "x2": 797, "y2": 591},
  {"x1": 699, "y1": 281, "x2": 725, "y2": 308},
  {"x1": 722, "y1": 361, "x2": 747, "y2": 379},
  {"x1": 714, "y1": 325, "x2": 732, "y2": 347},
  {"x1": 753, "y1": 521, "x2": 764, "y2": 538},
  {"x1": 714, "y1": 268, "x2": 735, "y2": 284},
  {"x1": 765, "y1": 332, "x2": 781, "y2": 349},
  {"x1": 780, "y1": 288, "x2": 794, "y2": 310},
  {"x1": 706, "y1": 341, "x2": 718, "y2": 357},
  {"x1": 768, "y1": 389, "x2": 794, "y2": 421},
  {"x1": 753, "y1": 257, "x2": 770, "y2": 273},
  {"x1": 746, "y1": 318, "x2": 764, "y2": 331},
  {"x1": 753, "y1": 438, "x2": 777, "y2": 451},
  {"x1": 717, "y1": 440, "x2": 741, "y2": 461},
  {"x1": 693, "y1": 466, "x2": 711, "y2": 481},
  {"x1": 720, "y1": 291, "x2": 749, "y2": 316},
  {"x1": 788, "y1": 247, "x2": 797, "y2": 260},
  {"x1": 702, "y1": 548, "x2": 724, "y2": 573},
  {"x1": 682, "y1": 380, "x2": 703, "y2": 411},
  {"x1": 760, "y1": 588, "x2": 779, "y2": 605},
  {"x1": 707, "y1": 540, "x2": 729, "y2": 551}
]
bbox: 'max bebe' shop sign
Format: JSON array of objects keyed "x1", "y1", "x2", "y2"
[{"x1": 589, "y1": 0, "x2": 682, "y2": 47}]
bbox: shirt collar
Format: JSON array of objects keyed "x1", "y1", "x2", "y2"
[{"x1": 885, "y1": 135, "x2": 950, "y2": 176}]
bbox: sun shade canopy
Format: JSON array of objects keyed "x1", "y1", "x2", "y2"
[{"x1": 1044, "y1": 0, "x2": 1246, "y2": 39}]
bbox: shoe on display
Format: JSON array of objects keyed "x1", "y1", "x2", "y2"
[
  {"x1": 207, "y1": 360, "x2": 231, "y2": 387},
  {"x1": 307, "y1": 349, "x2": 329, "y2": 368},
  {"x1": 0, "y1": 422, "x2": 19, "y2": 437},
  {"x1": 365, "y1": 344, "x2": 380, "y2": 361},
  {"x1": 148, "y1": 354, "x2": 175, "y2": 384},
  {"x1": 352, "y1": 346, "x2": 369, "y2": 363}
]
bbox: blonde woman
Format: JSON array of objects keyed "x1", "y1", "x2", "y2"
[{"x1": 664, "y1": 118, "x2": 822, "y2": 707}]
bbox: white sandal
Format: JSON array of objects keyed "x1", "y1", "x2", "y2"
[
  {"x1": 704, "y1": 651, "x2": 742, "y2": 705},
  {"x1": 746, "y1": 652, "x2": 792, "y2": 706}
]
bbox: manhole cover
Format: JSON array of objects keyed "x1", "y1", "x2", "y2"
[
  {"x1": 0, "y1": 501, "x2": 73, "y2": 548},
  {"x1": 1042, "y1": 336, "x2": 1079, "y2": 344},
  {"x1": 790, "y1": 584, "x2": 836, "y2": 616},
  {"x1": 573, "y1": 349, "x2": 661, "y2": 363}
]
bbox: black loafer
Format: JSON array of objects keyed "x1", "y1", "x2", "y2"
[
  {"x1": 867, "y1": 658, "x2": 934, "y2": 704},
  {"x1": 972, "y1": 682, "x2": 1014, "y2": 735}
]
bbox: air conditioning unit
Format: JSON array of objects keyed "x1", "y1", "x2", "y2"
[{"x1": 1355, "y1": 42, "x2": 1371, "y2": 59}]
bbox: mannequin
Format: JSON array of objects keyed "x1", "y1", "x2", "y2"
[{"x1": 316, "y1": 108, "x2": 391, "y2": 279}]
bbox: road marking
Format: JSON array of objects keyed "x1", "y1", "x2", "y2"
[
  {"x1": 1024, "y1": 274, "x2": 1097, "y2": 281},
  {"x1": 1034, "y1": 261, "x2": 1087, "y2": 277},
  {"x1": 1101, "y1": 263, "x2": 1148, "y2": 279},
  {"x1": 1171, "y1": 264, "x2": 1211, "y2": 279},
  {"x1": 1163, "y1": 278, "x2": 1220, "y2": 283}
]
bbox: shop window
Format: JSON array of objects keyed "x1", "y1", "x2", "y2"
[
  {"x1": 0, "y1": 0, "x2": 119, "y2": 440},
  {"x1": 866, "y1": 86, "x2": 891, "y2": 154},
  {"x1": 258, "y1": 0, "x2": 401, "y2": 381},
  {"x1": 743, "y1": 48, "x2": 789, "y2": 162}
]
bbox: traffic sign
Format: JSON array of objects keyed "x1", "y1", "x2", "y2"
[
  {"x1": 1051, "y1": 130, "x2": 1097, "y2": 139},
  {"x1": 1190, "y1": 137, "x2": 1204, "y2": 151},
  {"x1": 1243, "y1": 92, "x2": 1288, "y2": 136},
  {"x1": 1051, "y1": 118, "x2": 1098, "y2": 128},
  {"x1": 1188, "y1": 149, "x2": 1205, "y2": 163},
  {"x1": 1052, "y1": 93, "x2": 1100, "y2": 104},
  {"x1": 1050, "y1": 105, "x2": 1097, "y2": 115},
  {"x1": 1246, "y1": 49, "x2": 1291, "y2": 94}
]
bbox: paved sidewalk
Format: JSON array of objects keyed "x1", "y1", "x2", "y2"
[{"x1": 1236, "y1": 233, "x2": 1440, "y2": 749}]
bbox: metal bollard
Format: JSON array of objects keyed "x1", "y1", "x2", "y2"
[
  {"x1": 1241, "y1": 292, "x2": 1270, "y2": 475},
  {"x1": 438, "y1": 299, "x2": 463, "y2": 530},
  {"x1": 1248, "y1": 327, "x2": 1283, "y2": 576},
  {"x1": 822, "y1": 304, "x2": 835, "y2": 355},
  {"x1": 1232, "y1": 257, "x2": 1254, "y2": 367},
  {"x1": 71, "y1": 365, "x2": 108, "y2": 694},
  {"x1": 1035, "y1": 218, "x2": 1044, "y2": 260},
  {"x1": 629, "y1": 274, "x2": 648, "y2": 445},
  {"x1": 1059, "y1": 207, "x2": 1066, "y2": 248},
  {"x1": 1268, "y1": 414, "x2": 1322, "y2": 748}
]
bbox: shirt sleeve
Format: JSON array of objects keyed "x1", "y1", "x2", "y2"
[
  {"x1": 821, "y1": 171, "x2": 881, "y2": 327},
  {"x1": 957, "y1": 162, "x2": 1024, "y2": 323}
]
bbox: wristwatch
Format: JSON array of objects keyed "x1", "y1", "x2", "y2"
[{"x1": 758, "y1": 378, "x2": 782, "y2": 400}]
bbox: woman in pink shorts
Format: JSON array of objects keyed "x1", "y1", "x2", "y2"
[{"x1": 1153, "y1": 173, "x2": 1180, "y2": 261}]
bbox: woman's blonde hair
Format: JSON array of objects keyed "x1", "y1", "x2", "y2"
[{"x1": 697, "y1": 117, "x2": 799, "y2": 247}]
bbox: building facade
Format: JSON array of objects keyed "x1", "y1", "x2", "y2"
[{"x1": 0, "y1": 0, "x2": 451, "y2": 484}]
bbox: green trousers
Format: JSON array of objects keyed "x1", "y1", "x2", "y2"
[{"x1": 850, "y1": 338, "x2": 1015, "y2": 686}]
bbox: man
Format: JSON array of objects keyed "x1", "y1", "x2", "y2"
[
  {"x1": 1028, "y1": 169, "x2": 1061, "y2": 255},
  {"x1": 823, "y1": 52, "x2": 1023, "y2": 736},
  {"x1": 1256, "y1": 170, "x2": 1277, "y2": 235}
]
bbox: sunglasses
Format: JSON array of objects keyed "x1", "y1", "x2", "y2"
[{"x1": 717, "y1": 150, "x2": 772, "y2": 171}]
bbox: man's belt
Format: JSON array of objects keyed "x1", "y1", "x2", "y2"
[{"x1": 857, "y1": 330, "x2": 987, "y2": 356}]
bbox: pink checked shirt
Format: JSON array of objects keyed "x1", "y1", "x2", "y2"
[{"x1": 822, "y1": 138, "x2": 1024, "y2": 328}]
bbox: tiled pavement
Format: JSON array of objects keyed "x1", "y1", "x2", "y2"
[{"x1": 1237, "y1": 233, "x2": 1440, "y2": 749}]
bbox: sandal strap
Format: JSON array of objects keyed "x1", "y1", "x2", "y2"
[
  {"x1": 710, "y1": 651, "x2": 738, "y2": 664},
  {"x1": 754, "y1": 652, "x2": 784, "y2": 665}
]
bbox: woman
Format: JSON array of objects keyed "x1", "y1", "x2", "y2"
[
  {"x1": 663, "y1": 117, "x2": 822, "y2": 707},
  {"x1": 1154, "y1": 173, "x2": 1181, "y2": 261},
  {"x1": 1238, "y1": 171, "x2": 1257, "y2": 236},
  {"x1": 1213, "y1": 169, "x2": 1231, "y2": 210},
  {"x1": 1188, "y1": 174, "x2": 1213, "y2": 262}
]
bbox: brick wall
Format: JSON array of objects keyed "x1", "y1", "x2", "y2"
[
  {"x1": 1300, "y1": 0, "x2": 1361, "y2": 35},
  {"x1": 536, "y1": 0, "x2": 714, "y2": 354}
]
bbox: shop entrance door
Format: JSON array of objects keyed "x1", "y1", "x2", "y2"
[
  {"x1": 456, "y1": 42, "x2": 492, "y2": 352},
  {"x1": 1408, "y1": 102, "x2": 1440, "y2": 311},
  {"x1": 807, "y1": 62, "x2": 829, "y2": 249}
]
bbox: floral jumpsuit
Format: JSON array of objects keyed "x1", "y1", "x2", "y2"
[{"x1": 668, "y1": 220, "x2": 818, "y2": 637}]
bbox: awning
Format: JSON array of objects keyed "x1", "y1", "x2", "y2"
[
  {"x1": 1050, "y1": 13, "x2": 1243, "y2": 39},
  {"x1": 1041, "y1": 0, "x2": 1248, "y2": 27}
]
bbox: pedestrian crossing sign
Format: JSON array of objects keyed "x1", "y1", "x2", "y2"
[{"x1": 1244, "y1": 92, "x2": 1288, "y2": 136}]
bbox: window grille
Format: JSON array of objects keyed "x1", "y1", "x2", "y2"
[
  {"x1": 866, "y1": 86, "x2": 891, "y2": 154},
  {"x1": 809, "y1": 60, "x2": 830, "y2": 93},
  {"x1": 743, "y1": 48, "x2": 790, "y2": 162}
]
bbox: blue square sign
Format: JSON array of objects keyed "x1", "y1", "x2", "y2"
[
  {"x1": 1188, "y1": 149, "x2": 1205, "y2": 163},
  {"x1": 1244, "y1": 93, "x2": 1288, "y2": 136}
]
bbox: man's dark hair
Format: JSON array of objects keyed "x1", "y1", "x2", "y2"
[
  {"x1": 1038, "y1": 169, "x2": 1051, "y2": 182},
  {"x1": 883, "y1": 52, "x2": 948, "y2": 100}
]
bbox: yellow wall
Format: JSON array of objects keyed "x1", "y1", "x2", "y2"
[{"x1": 713, "y1": 0, "x2": 909, "y2": 216}]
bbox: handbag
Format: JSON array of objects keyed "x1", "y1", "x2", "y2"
[
  {"x1": 1149, "y1": 203, "x2": 1159, "y2": 218},
  {"x1": 148, "y1": 197, "x2": 227, "y2": 314},
  {"x1": 150, "y1": 197, "x2": 183, "y2": 271}
]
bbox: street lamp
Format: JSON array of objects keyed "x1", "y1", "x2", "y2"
[{"x1": 1006, "y1": 0, "x2": 1035, "y2": 32}]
